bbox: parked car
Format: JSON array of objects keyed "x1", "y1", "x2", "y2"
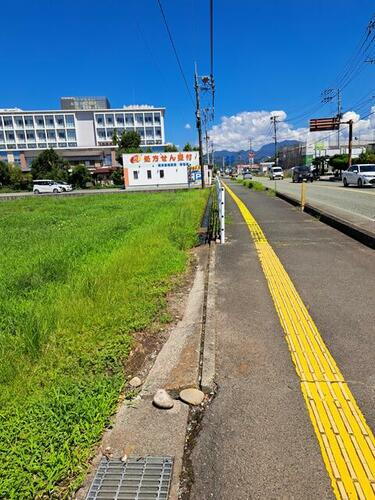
[
  {"x1": 56, "y1": 181, "x2": 73, "y2": 192},
  {"x1": 268, "y1": 166, "x2": 284, "y2": 180},
  {"x1": 243, "y1": 171, "x2": 253, "y2": 180},
  {"x1": 292, "y1": 166, "x2": 313, "y2": 183},
  {"x1": 33, "y1": 180, "x2": 63, "y2": 194},
  {"x1": 342, "y1": 164, "x2": 375, "y2": 188}
]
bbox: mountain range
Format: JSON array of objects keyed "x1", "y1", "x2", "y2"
[{"x1": 212, "y1": 140, "x2": 301, "y2": 164}]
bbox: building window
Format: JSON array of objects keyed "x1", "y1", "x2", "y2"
[
  {"x1": 6, "y1": 131, "x2": 15, "y2": 141},
  {"x1": 26, "y1": 131, "x2": 35, "y2": 140},
  {"x1": 16, "y1": 131, "x2": 25, "y2": 141},
  {"x1": 15, "y1": 117, "x2": 24, "y2": 127},
  {"x1": 105, "y1": 114, "x2": 114, "y2": 125},
  {"x1": 96, "y1": 114, "x2": 104, "y2": 125},
  {"x1": 147, "y1": 170, "x2": 152, "y2": 179},
  {"x1": 159, "y1": 169, "x2": 164, "y2": 178},
  {"x1": 104, "y1": 154, "x2": 111, "y2": 166},
  {"x1": 67, "y1": 130, "x2": 76, "y2": 140},
  {"x1": 115, "y1": 114, "x2": 124, "y2": 124},
  {"x1": 65, "y1": 115, "x2": 74, "y2": 127},
  {"x1": 56, "y1": 116, "x2": 65, "y2": 127},
  {"x1": 24, "y1": 117, "x2": 34, "y2": 127},
  {"x1": 47, "y1": 130, "x2": 56, "y2": 140},
  {"x1": 135, "y1": 113, "x2": 143, "y2": 125},
  {"x1": 45, "y1": 116, "x2": 54, "y2": 128},
  {"x1": 154, "y1": 113, "x2": 161, "y2": 123},
  {"x1": 133, "y1": 170, "x2": 139, "y2": 180},
  {"x1": 36, "y1": 117, "x2": 44, "y2": 127},
  {"x1": 37, "y1": 131, "x2": 46, "y2": 140},
  {"x1": 57, "y1": 130, "x2": 66, "y2": 140},
  {"x1": 3, "y1": 117, "x2": 13, "y2": 127},
  {"x1": 125, "y1": 115, "x2": 134, "y2": 125}
]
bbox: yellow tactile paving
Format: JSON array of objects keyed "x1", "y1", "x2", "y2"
[{"x1": 224, "y1": 183, "x2": 375, "y2": 499}]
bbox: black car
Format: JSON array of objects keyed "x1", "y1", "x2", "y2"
[{"x1": 292, "y1": 166, "x2": 313, "y2": 183}]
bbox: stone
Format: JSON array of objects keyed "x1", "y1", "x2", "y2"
[
  {"x1": 153, "y1": 389, "x2": 174, "y2": 409},
  {"x1": 129, "y1": 376, "x2": 142, "y2": 388},
  {"x1": 179, "y1": 388, "x2": 205, "y2": 406}
]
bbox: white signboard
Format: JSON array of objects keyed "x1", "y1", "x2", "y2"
[{"x1": 122, "y1": 151, "x2": 199, "y2": 168}]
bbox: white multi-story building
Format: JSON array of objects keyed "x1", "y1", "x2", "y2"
[{"x1": 0, "y1": 99, "x2": 166, "y2": 171}]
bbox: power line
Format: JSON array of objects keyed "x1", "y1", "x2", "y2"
[
  {"x1": 210, "y1": 0, "x2": 215, "y2": 116},
  {"x1": 156, "y1": 0, "x2": 195, "y2": 105}
]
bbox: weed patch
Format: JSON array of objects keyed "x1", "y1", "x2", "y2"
[{"x1": 0, "y1": 190, "x2": 208, "y2": 498}]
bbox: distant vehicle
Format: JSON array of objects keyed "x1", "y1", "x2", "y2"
[
  {"x1": 33, "y1": 180, "x2": 63, "y2": 194},
  {"x1": 243, "y1": 172, "x2": 253, "y2": 180},
  {"x1": 268, "y1": 166, "x2": 284, "y2": 180},
  {"x1": 292, "y1": 166, "x2": 313, "y2": 183},
  {"x1": 229, "y1": 171, "x2": 238, "y2": 178},
  {"x1": 56, "y1": 181, "x2": 73, "y2": 192},
  {"x1": 342, "y1": 164, "x2": 375, "y2": 188}
]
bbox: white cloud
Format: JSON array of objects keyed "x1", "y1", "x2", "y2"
[
  {"x1": 184, "y1": 123, "x2": 191, "y2": 129},
  {"x1": 209, "y1": 108, "x2": 375, "y2": 151}
]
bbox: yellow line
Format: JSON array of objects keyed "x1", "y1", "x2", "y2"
[{"x1": 224, "y1": 182, "x2": 375, "y2": 500}]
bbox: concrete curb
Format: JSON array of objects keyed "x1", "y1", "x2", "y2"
[
  {"x1": 270, "y1": 189, "x2": 375, "y2": 249},
  {"x1": 201, "y1": 245, "x2": 217, "y2": 393}
]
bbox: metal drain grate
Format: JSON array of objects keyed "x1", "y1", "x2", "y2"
[{"x1": 86, "y1": 456, "x2": 173, "y2": 500}]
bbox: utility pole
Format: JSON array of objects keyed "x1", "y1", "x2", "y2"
[
  {"x1": 205, "y1": 130, "x2": 210, "y2": 166},
  {"x1": 322, "y1": 88, "x2": 342, "y2": 150},
  {"x1": 337, "y1": 89, "x2": 342, "y2": 150},
  {"x1": 348, "y1": 119, "x2": 353, "y2": 169},
  {"x1": 194, "y1": 63, "x2": 205, "y2": 188},
  {"x1": 270, "y1": 116, "x2": 279, "y2": 165}
]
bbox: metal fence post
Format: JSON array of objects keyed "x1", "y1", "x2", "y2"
[{"x1": 220, "y1": 184, "x2": 225, "y2": 243}]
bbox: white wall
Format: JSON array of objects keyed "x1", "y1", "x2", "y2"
[
  {"x1": 126, "y1": 164, "x2": 189, "y2": 188},
  {"x1": 75, "y1": 111, "x2": 98, "y2": 147}
]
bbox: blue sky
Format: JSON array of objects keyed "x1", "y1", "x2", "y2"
[{"x1": 1, "y1": 0, "x2": 375, "y2": 150}]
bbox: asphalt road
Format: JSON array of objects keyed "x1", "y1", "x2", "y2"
[
  {"x1": 190, "y1": 181, "x2": 374, "y2": 499},
  {"x1": 255, "y1": 176, "x2": 375, "y2": 222}
]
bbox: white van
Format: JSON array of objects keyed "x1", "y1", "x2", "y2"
[
  {"x1": 268, "y1": 166, "x2": 284, "y2": 180},
  {"x1": 33, "y1": 180, "x2": 63, "y2": 194}
]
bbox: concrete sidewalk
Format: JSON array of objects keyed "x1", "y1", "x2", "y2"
[{"x1": 189, "y1": 181, "x2": 375, "y2": 499}]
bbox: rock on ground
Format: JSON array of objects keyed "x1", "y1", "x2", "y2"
[
  {"x1": 180, "y1": 388, "x2": 205, "y2": 406},
  {"x1": 153, "y1": 389, "x2": 174, "y2": 409}
]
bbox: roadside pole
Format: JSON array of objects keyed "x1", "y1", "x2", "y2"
[
  {"x1": 301, "y1": 181, "x2": 306, "y2": 211},
  {"x1": 348, "y1": 119, "x2": 353, "y2": 169},
  {"x1": 194, "y1": 64, "x2": 205, "y2": 189}
]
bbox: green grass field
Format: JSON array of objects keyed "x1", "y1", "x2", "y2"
[{"x1": 0, "y1": 190, "x2": 208, "y2": 498}]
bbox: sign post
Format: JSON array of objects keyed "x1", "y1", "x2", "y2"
[{"x1": 301, "y1": 181, "x2": 306, "y2": 211}]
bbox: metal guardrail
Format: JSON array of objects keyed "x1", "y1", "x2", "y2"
[{"x1": 208, "y1": 177, "x2": 225, "y2": 243}]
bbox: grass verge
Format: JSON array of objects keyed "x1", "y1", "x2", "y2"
[
  {"x1": 0, "y1": 190, "x2": 208, "y2": 498},
  {"x1": 236, "y1": 178, "x2": 274, "y2": 193}
]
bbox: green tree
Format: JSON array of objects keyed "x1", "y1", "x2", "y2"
[
  {"x1": 328, "y1": 154, "x2": 349, "y2": 177},
  {"x1": 312, "y1": 155, "x2": 329, "y2": 176},
  {"x1": 111, "y1": 168, "x2": 123, "y2": 186},
  {"x1": 183, "y1": 142, "x2": 192, "y2": 151},
  {"x1": 164, "y1": 144, "x2": 178, "y2": 152},
  {"x1": 0, "y1": 161, "x2": 10, "y2": 186},
  {"x1": 31, "y1": 149, "x2": 69, "y2": 181},
  {"x1": 116, "y1": 130, "x2": 142, "y2": 164},
  {"x1": 69, "y1": 164, "x2": 92, "y2": 188},
  {"x1": 8, "y1": 165, "x2": 24, "y2": 189},
  {"x1": 353, "y1": 150, "x2": 375, "y2": 164}
]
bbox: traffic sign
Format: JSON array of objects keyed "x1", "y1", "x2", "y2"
[{"x1": 309, "y1": 117, "x2": 339, "y2": 132}]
